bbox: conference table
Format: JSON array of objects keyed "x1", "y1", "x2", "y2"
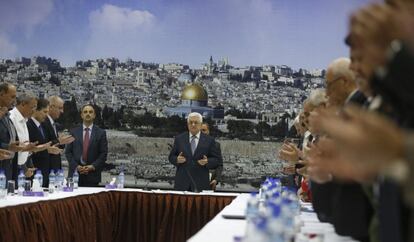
[
  {"x1": 188, "y1": 194, "x2": 360, "y2": 242},
  {"x1": 0, "y1": 188, "x2": 237, "y2": 242}
]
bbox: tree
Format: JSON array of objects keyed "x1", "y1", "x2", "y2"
[
  {"x1": 271, "y1": 117, "x2": 288, "y2": 137},
  {"x1": 92, "y1": 104, "x2": 103, "y2": 127},
  {"x1": 256, "y1": 121, "x2": 271, "y2": 137},
  {"x1": 227, "y1": 120, "x2": 255, "y2": 139},
  {"x1": 60, "y1": 96, "x2": 80, "y2": 130}
]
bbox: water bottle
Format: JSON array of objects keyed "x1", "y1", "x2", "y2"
[
  {"x1": 274, "y1": 178, "x2": 282, "y2": 193},
  {"x1": 244, "y1": 217, "x2": 269, "y2": 242},
  {"x1": 245, "y1": 193, "x2": 259, "y2": 238},
  {"x1": 0, "y1": 169, "x2": 6, "y2": 199},
  {"x1": 34, "y1": 170, "x2": 43, "y2": 188},
  {"x1": 117, "y1": 170, "x2": 125, "y2": 189},
  {"x1": 73, "y1": 170, "x2": 79, "y2": 189},
  {"x1": 56, "y1": 169, "x2": 64, "y2": 191},
  {"x1": 17, "y1": 170, "x2": 25, "y2": 195},
  {"x1": 48, "y1": 170, "x2": 56, "y2": 193},
  {"x1": 281, "y1": 198, "x2": 295, "y2": 241},
  {"x1": 266, "y1": 204, "x2": 284, "y2": 242}
]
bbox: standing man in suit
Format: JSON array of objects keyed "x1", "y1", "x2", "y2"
[
  {"x1": 42, "y1": 96, "x2": 74, "y2": 171},
  {"x1": 168, "y1": 112, "x2": 220, "y2": 192},
  {"x1": 27, "y1": 98, "x2": 55, "y2": 187},
  {"x1": 0, "y1": 83, "x2": 33, "y2": 181},
  {"x1": 10, "y1": 93, "x2": 38, "y2": 179},
  {"x1": 66, "y1": 104, "x2": 108, "y2": 187},
  {"x1": 200, "y1": 122, "x2": 223, "y2": 191}
]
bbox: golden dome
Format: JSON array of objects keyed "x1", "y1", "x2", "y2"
[{"x1": 181, "y1": 84, "x2": 208, "y2": 101}]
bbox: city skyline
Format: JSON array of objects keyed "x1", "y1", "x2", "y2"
[{"x1": 0, "y1": 0, "x2": 376, "y2": 70}]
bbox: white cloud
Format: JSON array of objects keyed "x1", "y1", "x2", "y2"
[
  {"x1": 0, "y1": 35, "x2": 17, "y2": 58},
  {"x1": 0, "y1": 0, "x2": 53, "y2": 57},
  {"x1": 82, "y1": 0, "x2": 362, "y2": 69},
  {"x1": 85, "y1": 4, "x2": 156, "y2": 59},
  {"x1": 0, "y1": 0, "x2": 53, "y2": 34},
  {"x1": 89, "y1": 4, "x2": 154, "y2": 33}
]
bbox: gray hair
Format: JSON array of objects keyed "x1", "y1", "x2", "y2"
[
  {"x1": 308, "y1": 89, "x2": 327, "y2": 107},
  {"x1": 187, "y1": 112, "x2": 203, "y2": 123},
  {"x1": 48, "y1": 95, "x2": 64, "y2": 105},
  {"x1": 327, "y1": 57, "x2": 355, "y2": 82},
  {"x1": 16, "y1": 92, "x2": 37, "y2": 105}
]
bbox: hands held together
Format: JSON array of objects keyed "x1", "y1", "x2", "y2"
[{"x1": 176, "y1": 152, "x2": 208, "y2": 166}]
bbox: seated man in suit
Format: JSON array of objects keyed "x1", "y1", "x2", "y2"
[
  {"x1": 168, "y1": 112, "x2": 220, "y2": 192},
  {"x1": 66, "y1": 104, "x2": 108, "y2": 187},
  {"x1": 200, "y1": 122, "x2": 223, "y2": 191}
]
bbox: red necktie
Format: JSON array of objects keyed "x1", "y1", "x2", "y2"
[{"x1": 82, "y1": 128, "x2": 90, "y2": 162}]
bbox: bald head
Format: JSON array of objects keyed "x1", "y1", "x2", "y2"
[
  {"x1": 0, "y1": 83, "x2": 16, "y2": 109},
  {"x1": 48, "y1": 95, "x2": 64, "y2": 120},
  {"x1": 325, "y1": 57, "x2": 357, "y2": 107}
]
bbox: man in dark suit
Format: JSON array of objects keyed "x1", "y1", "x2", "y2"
[
  {"x1": 66, "y1": 104, "x2": 108, "y2": 187},
  {"x1": 200, "y1": 122, "x2": 223, "y2": 191},
  {"x1": 41, "y1": 96, "x2": 74, "y2": 171},
  {"x1": 0, "y1": 83, "x2": 31, "y2": 181},
  {"x1": 309, "y1": 58, "x2": 373, "y2": 242},
  {"x1": 168, "y1": 112, "x2": 220, "y2": 192},
  {"x1": 27, "y1": 98, "x2": 60, "y2": 187}
]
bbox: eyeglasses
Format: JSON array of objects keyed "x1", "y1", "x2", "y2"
[{"x1": 188, "y1": 121, "x2": 201, "y2": 125}]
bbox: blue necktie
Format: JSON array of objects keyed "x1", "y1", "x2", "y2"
[
  {"x1": 190, "y1": 135, "x2": 197, "y2": 155},
  {"x1": 38, "y1": 125, "x2": 45, "y2": 138}
]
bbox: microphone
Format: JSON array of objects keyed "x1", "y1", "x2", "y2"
[{"x1": 184, "y1": 165, "x2": 198, "y2": 193}]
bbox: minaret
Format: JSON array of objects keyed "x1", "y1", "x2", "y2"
[
  {"x1": 111, "y1": 81, "x2": 117, "y2": 110},
  {"x1": 208, "y1": 56, "x2": 214, "y2": 75}
]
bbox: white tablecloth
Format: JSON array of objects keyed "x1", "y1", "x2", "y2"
[
  {"x1": 0, "y1": 187, "x2": 240, "y2": 209},
  {"x1": 188, "y1": 194, "x2": 360, "y2": 242}
]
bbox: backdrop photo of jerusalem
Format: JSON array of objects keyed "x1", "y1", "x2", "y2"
[
  {"x1": 0, "y1": 56, "x2": 325, "y2": 191},
  {"x1": 0, "y1": 0, "x2": 363, "y2": 192}
]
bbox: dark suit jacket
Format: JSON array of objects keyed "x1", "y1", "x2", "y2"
[
  {"x1": 27, "y1": 118, "x2": 50, "y2": 187},
  {"x1": 65, "y1": 124, "x2": 108, "y2": 186},
  {"x1": 210, "y1": 141, "x2": 223, "y2": 182},
  {"x1": 41, "y1": 117, "x2": 62, "y2": 171},
  {"x1": 168, "y1": 132, "x2": 220, "y2": 192},
  {"x1": 0, "y1": 115, "x2": 15, "y2": 181},
  {"x1": 372, "y1": 43, "x2": 414, "y2": 126},
  {"x1": 311, "y1": 90, "x2": 373, "y2": 242}
]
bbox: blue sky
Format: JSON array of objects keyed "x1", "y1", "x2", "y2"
[{"x1": 0, "y1": 0, "x2": 376, "y2": 69}]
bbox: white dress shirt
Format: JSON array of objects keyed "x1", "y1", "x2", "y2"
[
  {"x1": 189, "y1": 131, "x2": 200, "y2": 150},
  {"x1": 31, "y1": 117, "x2": 42, "y2": 129},
  {"x1": 47, "y1": 115, "x2": 57, "y2": 137},
  {"x1": 9, "y1": 107, "x2": 29, "y2": 165}
]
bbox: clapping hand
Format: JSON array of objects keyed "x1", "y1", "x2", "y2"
[
  {"x1": 177, "y1": 152, "x2": 186, "y2": 164},
  {"x1": 58, "y1": 134, "x2": 75, "y2": 145},
  {"x1": 210, "y1": 179, "x2": 217, "y2": 190},
  {"x1": 8, "y1": 141, "x2": 39, "y2": 152},
  {"x1": 0, "y1": 148, "x2": 14, "y2": 160},
  {"x1": 31, "y1": 142, "x2": 52, "y2": 153},
  {"x1": 279, "y1": 142, "x2": 301, "y2": 163},
  {"x1": 197, "y1": 155, "x2": 208, "y2": 166},
  {"x1": 47, "y1": 144, "x2": 63, "y2": 155}
]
